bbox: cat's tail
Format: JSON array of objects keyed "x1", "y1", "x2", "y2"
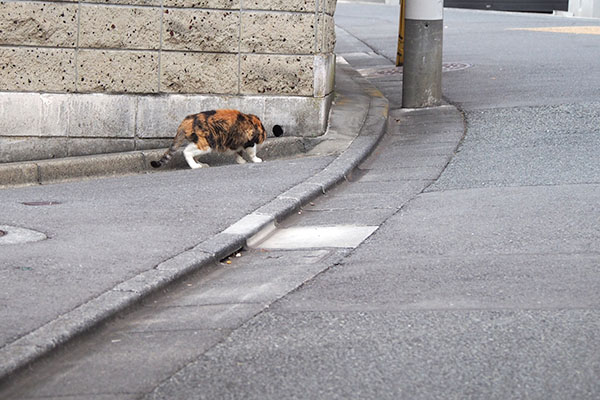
[{"x1": 150, "y1": 125, "x2": 188, "y2": 168}]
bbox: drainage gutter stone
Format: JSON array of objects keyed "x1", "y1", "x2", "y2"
[
  {"x1": 0, "y1": 57, "x2": 389, "y2": 382},
  {"x1": 0, "y1": 137, "x2": 308, "y2": 189}
]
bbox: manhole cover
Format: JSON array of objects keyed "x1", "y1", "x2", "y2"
[
  {"x1": 366, "y1": 66, "x2": 403, "y2": 77},
  {"x1": 358, "y1": 62, "x2": 471, "y2": 78},
  {"x1": 443, "y1": 62, "x2": 472, "y2": 72},
  {"x1": 22, "y1": 201, "x2": 61, "y2": 206}
]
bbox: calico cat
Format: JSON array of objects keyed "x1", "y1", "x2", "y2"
[{"x1": 151, "y1": 109, "x2": 272, "y2": 169}]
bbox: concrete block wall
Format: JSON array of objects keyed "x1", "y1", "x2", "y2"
[
  {"x1": 0, "y1": 0, "x2": 337, "y2": 163},
  {"x1": 569, "y1": 0, "x2": 600, "y2": 17}
]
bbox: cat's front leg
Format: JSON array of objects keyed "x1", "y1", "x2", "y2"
[{"x1": 245, "y1": 145, "x2": 262, "y2": 163}]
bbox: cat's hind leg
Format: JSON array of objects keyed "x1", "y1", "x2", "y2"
[
  {"x1": 183, "y1": 143, "x2": 210, "y2": 169},
  {"x1": 245, "y1": 145, "x2": 262, "y2": 163},
  {"x1": 235, "y1": 151, "x2": 247, "y2": 164}
]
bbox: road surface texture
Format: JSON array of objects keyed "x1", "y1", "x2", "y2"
[{"x1": 1, "y1": 3, "x2": 599, "y2": 399}]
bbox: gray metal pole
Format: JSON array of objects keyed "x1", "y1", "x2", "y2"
[{"x1": 402, "y1": 0, "x2": 444, "y2": 108}]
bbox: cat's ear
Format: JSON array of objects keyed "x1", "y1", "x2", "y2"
[{"x1": 272, "y1": 125, "x2": 283, "y2": 137}]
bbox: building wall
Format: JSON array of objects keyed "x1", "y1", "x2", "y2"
[
  {"x1": 569, "y1": 0, "x2": 600, "y2": 17},
  {"x1": 0, "y1": 0, "x2": 337, "y2": 163},
  {"x1": 443, "y1": 0, "x2": 568, "y2": 12}
]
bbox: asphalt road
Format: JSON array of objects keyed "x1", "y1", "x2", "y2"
[
  {"x1": 0, "y1": 157, "x2": 333, "y2": 348},
  {"x1": 2, "y1": 4, "x2": 599, "y2": 399},
  {"x1": 145, "y1": 5, "x2": 600, "y2": 399}
]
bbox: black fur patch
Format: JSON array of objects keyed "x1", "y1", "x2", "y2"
[
  {"x1": 203, "y1": 110, "x2": 217, "y2": 117},
  {"x1": 236, "y1": 113, "x2": 248, "y2": 123},
  {"x1": 190, "y1": 132, "x2": 199, "y2": 143},
  {"x1": 244, "y1": 137, "x2": 258, "y2": 148},
  {"x1": 206, "y1": 134, "x2": 216, "y2": 149},
  {"x1": 193, "y1": 115, "x2": 206, "y2": 131}
]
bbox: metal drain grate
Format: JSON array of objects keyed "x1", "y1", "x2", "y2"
[{"x1": 22, "y1": 201, "x2": 61, "y2": 206}]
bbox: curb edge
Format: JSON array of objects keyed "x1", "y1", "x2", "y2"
[{"x1": 0, "y1": 60, "x2": 389, "y2": 382}]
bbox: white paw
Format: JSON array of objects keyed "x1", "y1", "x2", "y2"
[
  {"x1": 251, "y1": 157, "x2": 263, "y2": 163},
  {"x1": 190, "y1": 162, "x2": 209, "y2": 169},
  {"x1": 236, "y1": 156, "x2": 247, "y2": 164}
]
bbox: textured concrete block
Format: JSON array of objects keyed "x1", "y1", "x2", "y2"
[
  {"x1": 67, "y1": 138, "x2": 135, "y2": 157},
  {"x1": 77, "y1": 50, "x2": 159, "y2": 93},
  {"x1": 137, "y1": 95, "x2": 206, "y2": 139},
  {"x1": 241, "y1": 12, "x2": 315, "y2": 54},
  {"x1": 314, "y1": 53, "x2": 336, "y2": 97},
  {"x1": 257, "y1": 136, "x2": 307, "y2": 157},
  {"x1": 0, "y1": 47, "x2": 76, "y2": 92},
  {"x1": 37, "y1": 152, "x2": 146, "y2": 183},
  {"x1": 0, "y1": 92, "x2": 138, "y2": 142},
  {"x1": 243, "y1": 0, "x2": 316, "y2": 12},
  {"x1": 241, "y1": 55, "x2": 314, "y2": 95},
  {"x1": 164, "y1": 0, "x2": 239, "y2": 8},
  {"x1": 0, "y1": 93, "x2": 69, "y2": 137},
  {"x1": 0, "y1": 1, "x2": 78, "y2": 47},
  {"x1": 85, "y1": 0, "x2": 161, "y2": 5},
  {"x1": 136, "y1": 95, "x2": 266, "y2": 138},
  {"x1": 135, "y1": 137, "x2": 169, "y2": 148},
  {"x1": 160, "y1": 52, "x2": 238, "y2": 94},
  {"x1": 317, "y1": 14, "x2": 336, "y2": 53},
  {"x1": 194, "y1": 232, "x2": 246, "y2": 261},
  {"x1": 162, "y1": 8, "x2": 239, "y2": 52},
  {"x1": 0, "y1": 163, "x2": 39, "y2": 188},
  {"x1": 67, "y1": 93, "x2": 137, "y2": 137},
  {"x1": 0, "y1": 137, "x2": 68, "y2": 163},
  {"x1": 322, "y1": 0, "x2": 337, "y2": 15},
  {"x1": 264, "y1": 94, "x2": 331, "y2": 137},
  {"x1": 79, "y1": 4, "x2": 161, "y2": 50}
]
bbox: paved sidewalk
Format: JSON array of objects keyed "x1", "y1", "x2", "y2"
[
  {"x1": 3, "y1": 3, "x2": 598, "y2": 398},
  {"x1": 141, "y1": 6, "x2": 600, "y2": 399},
  {"x1": 0, "y1": 104, "x2": 466, "y2": 400},
  {"x1": 0, "y1": 60, "x2": 388, "y2": 380}
]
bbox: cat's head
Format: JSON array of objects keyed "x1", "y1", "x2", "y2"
[
  {"x1": 248, "y1": 114, "x2": 283, "y2": 140},
  {"x1": 247, "y1": 114, "x2": 267, "y2": 144}
]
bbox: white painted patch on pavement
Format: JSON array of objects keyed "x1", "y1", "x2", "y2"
[
  {"x1": 255, "y1": 225, "x2": 378, "y2": 249},
  {"x1": 0, "y1": 225, "x2": 47, "y2": 245},
  {"x1": 509, "y1": 26, "x2": 600, "y2": 35}
]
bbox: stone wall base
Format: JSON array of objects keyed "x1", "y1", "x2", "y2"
[{"x1": 0, "y1": 91, "x2": 332, "y2": 163}]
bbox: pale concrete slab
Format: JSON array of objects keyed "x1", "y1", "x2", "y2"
[
  {"x1": 0, "y1": 225, "x2": 47, "y2": 245},
  {"x1": 256, "y1": 225, "x2": 379, "y2": 249}
]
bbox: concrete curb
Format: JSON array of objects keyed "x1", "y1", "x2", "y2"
[
  {"x1": 0, "y1": 59, "x2": 389, "y2": 382},
  {"x1": 0, "y1": 136, "x2": 308, "y2": 189}
]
